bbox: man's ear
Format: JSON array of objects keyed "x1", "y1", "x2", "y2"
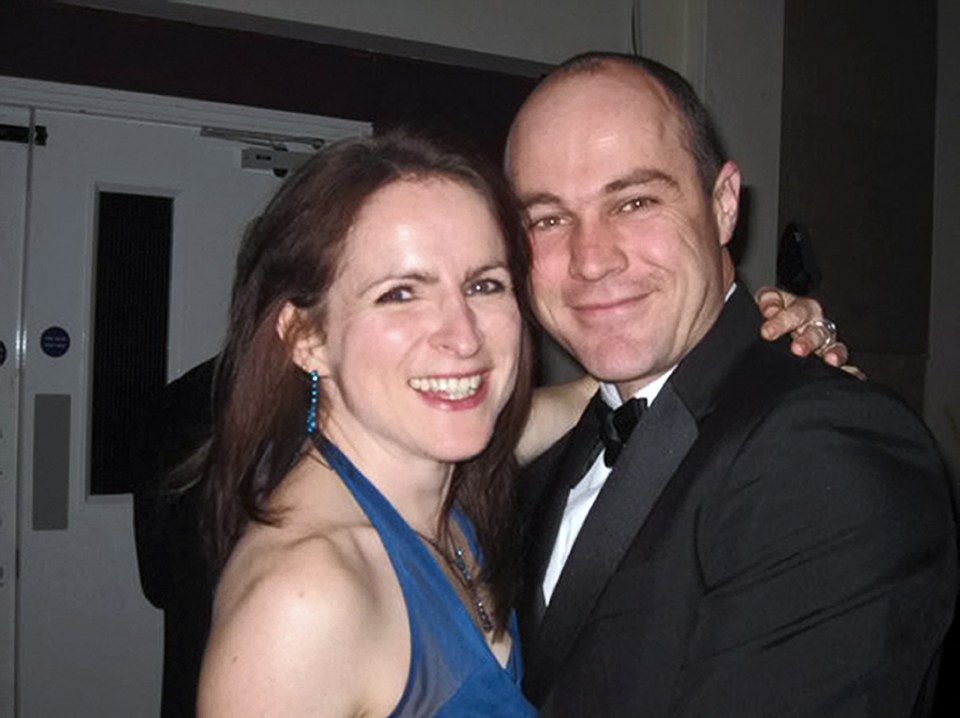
[
  {"x1": 276, "y1": 302, "x2": 328, "y2": 374},
  {"x1": 712, "y1": 160, "x2": 741, "y2": 247}
]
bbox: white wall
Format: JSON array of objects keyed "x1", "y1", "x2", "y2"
[
  {"x1": 69, "y1": 0, "x2": 633, "y2": 66},
  {"x1": 702, "y1": 0, "x2": 784, "y2": 289},
  {"x1": 926, "y1": 2, "x2": 960, "y2": 480},
  {"x1": 172, "y1": 0, "x2": 635, "y2": 64},
  {"x1": 636, "y1": 0, "x2": 707, "y2": 94}
]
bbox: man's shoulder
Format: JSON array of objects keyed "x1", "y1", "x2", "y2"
[
  {"x1": 693, "y1": 341, "x2": 951, "y2": 581},
  {"x1": 738, "y1": 338, "x2": 914, "y2": 417},
  {"x1": 706, "y1": 340, "x2": 947, "y2": 507},
  {"x1": 723, "y1": 339, "x2": 929, "y2": 441},
  {"x1": 679, "y1": 325, "x2": 945, "y2": 493}
]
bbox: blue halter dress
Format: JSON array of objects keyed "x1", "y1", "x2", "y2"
[{"x1": 318, "y1": 439, "x2": 537, "y2": 717}]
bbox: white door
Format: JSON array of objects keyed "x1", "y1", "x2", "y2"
[
  {"x1": 2, "y1": 81, "x2": 368, "y2": 717},
  {"x1": 0, "y1": 104, "x2": 31, "y2": 718}
]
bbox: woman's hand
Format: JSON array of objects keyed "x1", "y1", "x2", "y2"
[{"x1": 754, "y1": 286, "x2": 864, "y2": 378}]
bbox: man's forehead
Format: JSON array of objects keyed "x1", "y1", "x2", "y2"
[
  {"x1": 511, "y1": 70, "x2": 681, "y2": 157},
  {"x1": 510, "y1": 82, "x2": 689, "y2": 185}
]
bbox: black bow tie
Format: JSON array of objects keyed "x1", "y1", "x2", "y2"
[{"x1": 597, "y1": 397, "x2": 647, "y2": 467}]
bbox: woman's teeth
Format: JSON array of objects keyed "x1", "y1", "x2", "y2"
[{"x1": 409, "y1": 374, "x2": 482, "y2": 400}]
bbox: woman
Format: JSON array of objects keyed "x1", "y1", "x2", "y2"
[
  {"x1": 197, "y1": 130, "x2": 843, "y2": 717},
  {"x1": 199, "y1": 131, "x2": 539, "y2": 716}
]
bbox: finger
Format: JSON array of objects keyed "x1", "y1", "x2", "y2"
[
  {"x1": 820, "y1": 341, "x2": 849, "y2": 367},
  {"x1": 789, "y1": 322, "x2": 834, "y2": 357},
  {"x1": 764, "y1": 296, "x2": 822, "y2": 341},
  {"x1": 790, "y1": 331, "x2": 817, "y2": 357},
  {"x1": 841, "y1": 364, "x2": 867, "y2": 381},
  {"x1": 762, "y1": 311, "x2": 794, "y2": 340},
  {"x1": 755, "y1": 286, "x2": 786, "y2": 319}
]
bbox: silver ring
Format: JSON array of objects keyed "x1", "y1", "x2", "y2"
[{"x1": 807, "y1": 318, "x2": 838, "y2": 349}]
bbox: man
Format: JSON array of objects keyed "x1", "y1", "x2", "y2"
[{"x1": 509, "y1": 53, "x2": 957, "y2": 716}]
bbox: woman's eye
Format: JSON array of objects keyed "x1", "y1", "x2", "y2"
[
  {"x1": 465, "y1": 277, "x2": 506, "y2": 296},
  {"x1": 375, "y1": 286, "x2": 413, "y2": 304}
]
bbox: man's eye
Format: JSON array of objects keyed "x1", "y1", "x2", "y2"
[
  {"x1": 465, "y1": 278, "x2": 507, "y2": 296},
  {"x1": 619, "y1": 197, "x2": 656, "y2": 213},
  {"x1": 376, "y1": 286, "x2": 413, "y2": 304},
  {"x1": 529, "y1": 215, "x2": 567, "y2": 231}
]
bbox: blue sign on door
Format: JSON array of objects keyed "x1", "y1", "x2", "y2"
[{"x1": 40, "y1": 327, "x2": 70, "y2": 358}]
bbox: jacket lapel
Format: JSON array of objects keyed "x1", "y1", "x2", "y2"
[
  {"x1": 522, "y1": 384, "x2": 698, "y2": 702},
  {"x1": 520, "y1": 394, "x2": 605, "y2": 634}
]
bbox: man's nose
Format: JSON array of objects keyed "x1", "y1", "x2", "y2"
[{"x1": 568, "y1": 221, "x2": 628, "y2": 281}]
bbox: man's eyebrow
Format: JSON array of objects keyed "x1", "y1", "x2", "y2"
[
  {"x1": 518, "y1": 191, "x2": 563, "y2": 211},
  {"x1": 604, "y1": 169, "x2": 679, "y2": 194},
  {"x1": 518, "y1": 169, "x2": 680, "y2": 211}
]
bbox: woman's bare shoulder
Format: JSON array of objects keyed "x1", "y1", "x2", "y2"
[{"x1": 200, "y1": 528, "x2": 404, "y2": 717}]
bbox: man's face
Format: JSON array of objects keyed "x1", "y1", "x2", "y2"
[{"x1": 508, "y1": 65, "x2": 740, "y2": 398}]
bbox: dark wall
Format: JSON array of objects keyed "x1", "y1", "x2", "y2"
[
  {"x1": 778, "y1": 0, "x2": 937, "y2": 410},
  {"x1": 0, "y1": 2, "x2": 541, "y2": 162}
]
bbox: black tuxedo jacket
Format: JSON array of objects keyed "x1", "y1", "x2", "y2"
[{"x1": 520, "y1": 287, "x2": 957, "y2": 717}]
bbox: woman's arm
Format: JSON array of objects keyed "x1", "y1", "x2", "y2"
[{"x1": 517, "y1": 375, "x2": 597, "y2": 466}]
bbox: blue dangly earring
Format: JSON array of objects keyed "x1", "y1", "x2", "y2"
[{"x1": 306, "y1": 370, "x2": 319, "y2": 434}]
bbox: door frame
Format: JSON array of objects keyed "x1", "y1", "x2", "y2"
[{"x1": 0, "y1": 75, "x2": 369, "y2": 146}]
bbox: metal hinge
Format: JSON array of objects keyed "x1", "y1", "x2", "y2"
[
  {"x1": 200, "y1": 126, "x2": 323, "y2": 178},
  {"x1": 0, "y1": 124, "x2": 47, "y2": 146}
]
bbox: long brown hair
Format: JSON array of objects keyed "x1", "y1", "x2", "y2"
[{"x1": 203, "y1": 129, "x2": 533, "y2": 629}]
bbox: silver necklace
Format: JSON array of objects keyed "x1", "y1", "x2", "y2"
[{"x1": 418, "y1": 532, "x2": 495, "y2": 633}]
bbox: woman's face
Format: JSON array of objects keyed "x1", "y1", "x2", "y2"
[{"x1": 312, "y1": 176, "x2": 522, "y2": 469}]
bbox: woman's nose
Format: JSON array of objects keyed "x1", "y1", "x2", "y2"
[{"x1": 430, "y1": 296, "x2": 483, "y2": 356}]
